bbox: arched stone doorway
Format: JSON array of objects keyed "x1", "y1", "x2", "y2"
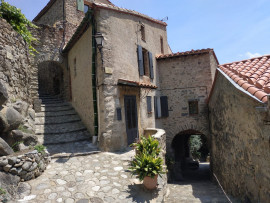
[
  {"x1": 170, "y1": 129, "x2": 210, "y2": 181},
  {"x1": 38, "y1": 61, "x2": 64, "y2": 97}
]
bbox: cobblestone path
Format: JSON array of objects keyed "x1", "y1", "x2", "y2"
[
  {"x1": 16, "y1": 150, "x2": 166, "y2": 203},
  {"x1": 165, "y1": 163, "x2": 239, "y2": 203}
]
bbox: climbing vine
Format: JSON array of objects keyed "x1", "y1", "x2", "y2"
[{"x1": 0, "y1": 0, "x2": 38, "y2": 55}]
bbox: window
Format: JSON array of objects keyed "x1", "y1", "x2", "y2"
[
  {"x1": 160, "y1": 36, "x2": 164, "y2": 54},
  {"x1": 137, "y1": 45, "x2": 154, "y2": 79},
  {"x1": 84, "y1": 5, "x2": 89, "y2": 13},
  {"x1": 188, "y1": 100, "x2": 199, "y2": 115},
  {"x1": 77, "y1": 0, "x2": 84, "y2": 11},
  {"x1": 146, "y1": 96, "x2": 152, "y2": 113},
  {"x1": 141, "y1": 24, "x2": 145, "y2": 41},
  {"x1": 154, "y1": 96, "x2": 169, "y2": 118},
  {"x1": 74, "y1": 58, "x2": 77, "y2": 77}
]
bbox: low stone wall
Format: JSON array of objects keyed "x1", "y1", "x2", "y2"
[
  {"x1": 144, "y1": 128, "x2": 168, "y2": 201},
  {"x1": 0, "y1": 149, "x2": 51, "y2": 181}
]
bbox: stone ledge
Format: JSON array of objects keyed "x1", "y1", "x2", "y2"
[{"x1": 0, "y1": 149, "x2": 51, "y2": 181}]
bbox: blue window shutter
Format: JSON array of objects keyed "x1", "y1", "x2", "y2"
[
  {"x1": 146, "y1": 96, "x2": 152, "y2": 113},
  {"x1": 137, "y1": 45, "x2": 144, "y2": 76},
  {"x1": 116, "y1": 108, "x2": 122, "y2": 120},
  {"x1": 160, "y1": 96, "x2": 169, "y2": 117},
  {"x1": 148, "y1": 52, "x2": 154, "y2": 79},
  {"x1": 154, "y1": 96, "x2": 158, "y2": 118},
  {"x1": 77, "y1": 0, "x2": 84, "y2": 11}
]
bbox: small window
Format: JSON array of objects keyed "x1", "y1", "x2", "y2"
[
  {"x1": 146, "y1": 96, "x2": 152, "y2": 113},
  {"x1": 137, "y1": 45, "x2": 154, "y2": 79},
  {"x1": 160, "y1": 36, "x2": 164, "y2": 54},
  {"x1": 84, "y1": 5, "x2": 89, "y2": 13},
  {"x1": 74, "y1": 58, "x2": 77, "y2": 77},
  {"x1": 141, "y1": 24, "x2": 145, "y2": 41},
  {"x1": 189, "y1": 100, "x2": 199, "y2": 115}
]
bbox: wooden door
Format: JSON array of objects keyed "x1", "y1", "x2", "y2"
[{"x1": 124, "y1": 95, "x2": 138, "y2": 145}]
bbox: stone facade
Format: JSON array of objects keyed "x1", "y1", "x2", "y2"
[
  {"x1": 0, "y1": 18, "x2": 33, "y2": 104},
  {"x1": 157, "y1": 52, "x2": 217, "y2": 155},
  {"x1": 209, "y1": 70, "x2": 270, "y2": 202},
  {"x1": 94, "y1": 7, "x2": 170, "y2": 151}
]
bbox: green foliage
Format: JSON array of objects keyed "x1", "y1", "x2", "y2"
[
  {"x1": 18, "y1": 125, "x2": 32, "y2": 134},
  {"x1": 131, "y1": 136, "x2": 160, "y2": 156},
  {"x1": 189, "y1": 135, "x2": 202, "y2": 160},
  {"x1": 11, "y1": 141, "x2": 23, "y2": 152},
  {"x1": 0, "y1": 0, "x2": 38, "y2": 55},
  {"x1": 34, "y1": 144, "x2": 46, "y2": 153},
  {"x1": 129, "y1": 136, "x2": 165, "y2": 181},
  {"x1": 129, "y1": 153, "x2": 165, "y2": 181},
  {"x1": 0, "y1": 187, "x2": 6, "y2": 195}
]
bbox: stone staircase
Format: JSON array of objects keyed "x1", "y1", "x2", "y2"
[{"x1": 35, "y1": 95, "x2": 98, "y2": 156}]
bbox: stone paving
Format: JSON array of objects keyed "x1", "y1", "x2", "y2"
[{"x1": 16, "y1": 150, "x2": 165, "y2": 203}]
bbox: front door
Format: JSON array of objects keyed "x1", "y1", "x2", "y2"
[{"x1": 124, "y1": 95, "x2": 138, "y2": 145}]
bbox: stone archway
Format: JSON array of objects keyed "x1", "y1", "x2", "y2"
[
  {"x1": 170, "y1": 129, "x2": 210, "y2": 181},
  {"x1": 38, "y1": 61, "x2": 64, "y2": 97}
]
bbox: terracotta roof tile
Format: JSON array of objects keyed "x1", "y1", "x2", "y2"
[
  {"x1": 156, "y1": 48, "x2": 215, "y2": 60},
  {"x1": 219, "y1": 54, "x2": 270, "y2": 103},
  {"x1": 118, "y1": 79, "x2": 157, "y2": 89}
]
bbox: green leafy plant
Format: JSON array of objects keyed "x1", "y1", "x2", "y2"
[
  {"x1": 18, "y1": 125, "x2": 32, "y2": 134},
  {"x1": 131, "y1": 135, "x2": 160, "y2": 156},
  {"x1": 0, "y1": 187, "x2": 6, "y2": 195},
  {"x1": 11, "y1": 141, "x2": 23, "y2": 152},
  {"x1": 189, "y1": 135, "x2": 202, "y2": 160},
  {"x1": 0, "y1": 0, "x2": 38, "y2": 55},
  {"x1": 34, "y1": 144, "x2": 46, "y2": 153},
  {"x1": 129, "y1": 153, "x2": 165, "y2": 181}
]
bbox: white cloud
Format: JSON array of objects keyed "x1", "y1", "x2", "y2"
[{"x1": 245, "y1": 52, "x2": 262, "y2": 58}]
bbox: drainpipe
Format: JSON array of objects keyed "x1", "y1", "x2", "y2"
[{"x1": 91, "y1": 16, "x2": 99, "y2": 143}]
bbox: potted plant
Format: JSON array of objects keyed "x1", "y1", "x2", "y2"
[{"x1": 129, "y1": 136, "x2": 165, "y2": 189}]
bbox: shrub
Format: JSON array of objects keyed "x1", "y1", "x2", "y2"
[{"x1": 34, "y1": 144, "x2": 46, "y2": 153}]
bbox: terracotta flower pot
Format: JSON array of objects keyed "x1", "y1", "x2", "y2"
[{"x1": 143, "y1": 175, "x2": 158, "y2": 190}]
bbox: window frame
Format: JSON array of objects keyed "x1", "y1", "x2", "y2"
[
  {"x1": 141, "y1": 24, "x2": 146, "y2": 41},
  {"x1": 188, "y1": 100, "x2": 199, "y2": 115}
]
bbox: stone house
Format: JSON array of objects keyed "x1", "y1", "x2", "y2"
[
  {"x1": 31, "y1": 0, "x2": 217, "y2": 155},
  {"x1": 208, "y1": 55, "x2": 270, "y2": 202}
]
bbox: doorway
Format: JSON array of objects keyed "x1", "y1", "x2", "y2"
[{"x1": 124, "y1": 95, "x2": 138, "y2": 145}]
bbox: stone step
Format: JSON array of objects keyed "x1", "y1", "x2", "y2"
[
  {"x1": 36, "y1": 110, "x2": 77, "y2": 117},
  {"x1": 37, "y1": 130, "x2": 91, "y2": 145},
  {"x1": 41, "y1": 102, "x2": 70, "y2": 107},
  {"x1": 41, "y1": 100, "x2": 65, "y2": 104},
  {"x1": 40, "y1": 105, "x2": 73, "y2": 112},
  {"x1": 35, "y1": 115, "x2": 81, "y2": 125},
  {"x1": 45, "y1": 140, "x2": 99, "y2": 156},
  {"x1": 36, "y1": 122, "x2": 86, "y2": 135}
]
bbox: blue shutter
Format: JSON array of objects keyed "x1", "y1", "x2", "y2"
[
  {"x1": 77, "y1": 0, "x2": 84, "y2": 11},
  {"x1": 160, "y1": 96, "x2": 169, "y2": 117},
  {"x1": 116, "y1": 108, "x2": 122, "y2": 120},
  {"x1": 148, "y1": 52, "x2": 154, "y2": 79},
  {"x1": 154, "y1": 96, "x2": 158, "y2": 118},
  {"x1": 137, "y1": 45, "x2": 144, "y2": 76},
  {"x1": 146, "y1": 96, "x2": 152, "y2": 113}
]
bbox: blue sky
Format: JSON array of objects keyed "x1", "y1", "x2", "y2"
[{"x1": 5, "y1": 0, "x2": 270, "y2": 64}]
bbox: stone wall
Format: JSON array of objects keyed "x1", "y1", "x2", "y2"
[
  {"x1": 95, "y1": 7, "x2": 170, "y2": 151},
  {"x1": 68, "y1": 27, "x2": 95, "y2": 134},
  {"x1": 209, "y1": 70, "x2": 270, "y2": 202},
  {"x1": 0, "y1": 149, "x2": 50, "y2": 181},
  {"x1": 157, "y1": 52, "x2": 217, "y2": 155},
  {"x1": 0, "y1": 18, "x2": 33, "y2": 104}
]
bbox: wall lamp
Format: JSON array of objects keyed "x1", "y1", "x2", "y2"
[{"x1": 94, "y1": 32, "x2": 104, "y2": 50}]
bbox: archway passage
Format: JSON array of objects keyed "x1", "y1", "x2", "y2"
[
  {"x1": 170, "y1": 129, "x2": 210, "y2": 181},
  {"x1": 38, "y1": 61, "x2": 64, "y2": 97}
]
